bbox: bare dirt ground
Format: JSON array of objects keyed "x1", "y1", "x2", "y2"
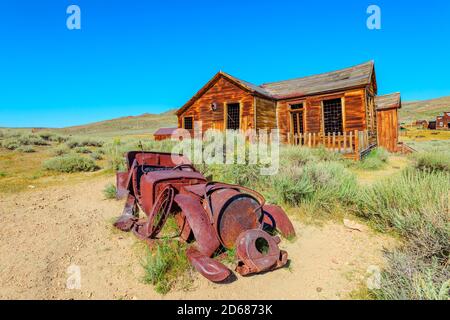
[{"x1": 0, "y1": 176, "x2": 394, "y2": 300}]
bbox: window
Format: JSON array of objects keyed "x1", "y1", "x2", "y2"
[
  {"x1": 226, "y1": 103, "x2": 240, "y2": 130},
  {"x1": 183, "y1": 116, "x2": 193, "y2": 130},
  {"x1": 290, "y1": 103, "x2": 303, "y2": 110},
  {"x1": 323, "y1": 98, "x2": 343, "y2": 134}
]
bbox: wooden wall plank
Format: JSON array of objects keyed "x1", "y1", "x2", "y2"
[{"x1": 177, "y1": 76, "x2": 255, "y2": 133}]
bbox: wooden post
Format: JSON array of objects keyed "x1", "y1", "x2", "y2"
[
  {"x1": 343, "y1": 131, "x2": 347, "y2": 152},
  {"x1": 327, "y1": 132, "x2": 331, "y2": 148},
  {"x1": 365, "y1": 130, "x2": 369, "y2": 148},
  {"x1": 354, "y1": 130, "x2": 359, "y2": 152},
  {"x1": 308, "y1": 133, "x2": 312, "y2": 147},
  {"x1": 313, "y1": 133, "x2": 316, "y2": 147},
  {"x1": 349, "y1": 131, "x2": 353, "y2": 152},
  {"x1": 338, "y1": 132, "x2": 341, "y2": 153},
  {"x1": 332, "y1": 132, "x2": 336, "y2": 151}
]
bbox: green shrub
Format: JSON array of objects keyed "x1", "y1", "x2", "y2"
[
  {"x1": 0, "y1": 130, "x2": 21, "y2": 139},
  {"x1": 357, "y1": 169, "x2": 450, "y2": 300},
  {"x1": 412, "y1": 151, "x2": 450, "y2": 173},
  {"x1": 273, "y1": 161, "x2": 358, "y2": 213},
  {"x1": 372, "y1": 242, "x2": 449, "y2": 300},
  {"x1": 211, "y1": 163, "x2": 266, "y2": 188},
  {"x1": 311, "y1": 146, "x2": 345, "y2": 162},
  {"x1": 103, "y1": 138, "x2": 127, "y2": 171},
  {"x1": 279, "y1": 145, "x2": 344, "y2": 166},
  {"x1": 43, "y1": 155, "x2": 100, "y2": 173},
  {"x1": 103, "y1": 183, "x2": 117, "y2": 199},
  {"x1": 0, "y1": 171, "x2": 7, "y2": 178},
  {"x1": 66, "y1": 140, "x2": 78, "y2": 149},
  {"x1": 101, "y1": 138, "x2": 176, "y2": 172},
  {"x1": 38, "y1": 131, "x2": 69, "y2": 143},
  {"x1": 17, "y1": 146, "x2": 36, "y2": 153},
  {"x1": 74, "y1": 146, "x2": 92, "y2": 154},
  {"x1": 1, "y1": 139, "x2": 20, "y2": 150},
  {"x1": 52, "y1": 145, "x2": 70, "y2": 156},
  {"x1": 143, "y1": 239, "x2": 191, "y2": 294},
  {"x1": 280, "y1": 146, "x2": 316, "y2": 167},
  {"x1": 66, "y1": 137, "x2": 104, "y2": 149},
  {"x1": 17, "y1": 134, "x2": 49, "y2": 146},
  {"x1": 356, "y1": 169, "x2": 449, "y2": 232},
  {"x1": 90, "y1": 152, "x2": 103, "y2": 160},
  {"x1": 53, "y1": 134, "x2": 69, "y2": 143},
  {"x1": 38, "y1": 131, "x2": 56, "y2": 141},
  {"x1": 357, "y1": 148, "x2": 389, "y2": 170}
]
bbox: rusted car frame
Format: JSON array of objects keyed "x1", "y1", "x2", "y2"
[{"x1": 114, "y1": 151, "x2": 295, "y2": 282}]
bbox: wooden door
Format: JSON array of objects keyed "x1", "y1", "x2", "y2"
[{"x1": 291, "y1": 110, "x2": 304, "y2": 144}]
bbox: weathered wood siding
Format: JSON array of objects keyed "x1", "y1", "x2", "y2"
[
  {"x1": 255, "y1": 97, "x2": 277, "y2": 130},
  {"x1": 177, "y1": 76, "x2": 255, "y2": 133},
  {"x1": 276, "y1": 89, "x2": 368, "y2": 142},
  {"x1": 377, "y1": 108, "x2": 399, "y2": 152},
  {"x1": 344, "y1": 89, "x2": 366, "y2": 132}
]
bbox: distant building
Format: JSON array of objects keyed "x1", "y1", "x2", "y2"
[
  {"x1": 436, "y1": 112, "x2": 450, "y2": 129},
  {"x1": 153, "y1": 127, "x2": 177, "y2": 141},
  {"x1": 413, "y1": 120, "x2": 428, "y2": 129},
  {"x1": 428, "y1": 121, "x2": 437, "y2": 130}
]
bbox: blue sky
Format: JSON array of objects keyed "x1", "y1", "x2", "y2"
[{"x1": 0, "y1": 0, "x2": 449, "y2": 127}]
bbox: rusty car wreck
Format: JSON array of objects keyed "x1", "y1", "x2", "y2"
[{"x1": 114, "y1": 151, "x2": 295, "y2": 282}]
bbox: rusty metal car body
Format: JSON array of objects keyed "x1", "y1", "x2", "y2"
[{"x1": 114, "y1": 151, "x2": 295, "y2": 282}]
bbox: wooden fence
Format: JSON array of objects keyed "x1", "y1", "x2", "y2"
[{"x1": 287, "y1": 130, "x2": 371, "y2": 157}]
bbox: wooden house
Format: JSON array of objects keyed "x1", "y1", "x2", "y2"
[
  {"x1": 413, "y1": 120, "x2": 429, "y2": 129},
  {"x1": 153, "y1": 127, "x2": 177, "y2": 141},
  {"x1": 375, "y1": 93, "x2": 401, "y2": 152},
  {"x1": 175, "y1": 61, "x2": 400, "y2": 160},
  {"x1": 436, "y1": 112, "x2": 450, "y2": 129}
]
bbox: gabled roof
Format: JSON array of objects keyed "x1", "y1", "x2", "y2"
[
  {"x1": 176, "y1": 71, "x2": 273, "y2": 116},
  {"x1": 260, "y1": 61, "x2": 375, "y2": 99},
  {"x1": 154, "y1": 127, "x2": 177, "y2": 135},
  {"x1": 177, "y1": 61, "x2": 376, "y2": 115},
  {"x1": 220, "y1": 71, "x2": 273, "y2": 98},
  {"x1": 375, "y1": 92, "x2": 401, "y2": 110}
]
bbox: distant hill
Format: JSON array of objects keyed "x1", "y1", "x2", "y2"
[
  {"x1": 400, "y1": 96, "x2": 450, "y2": 123},
  {"x1": 56, "y1": 109, "x2": 178, "y2": 137}
]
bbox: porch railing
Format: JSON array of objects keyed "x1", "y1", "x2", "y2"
[{"x1": 287, "y1": 130, "x2": 372, "y2": 155}]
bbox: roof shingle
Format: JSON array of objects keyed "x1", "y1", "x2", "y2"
[
  {"x1": 154, "y1": 127, "x2": 177, "y2": 135},
  {"x1": 260, "y1": 61, "x2": 374, "y2": 99},
  {"x1": 375, "y1": 93, "x2": 401, "y2": 110}
]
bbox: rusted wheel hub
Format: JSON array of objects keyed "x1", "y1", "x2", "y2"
[{"x1": 235, "y1": 229, "x2": 288, "y2": 276}]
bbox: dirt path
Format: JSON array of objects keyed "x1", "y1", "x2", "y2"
[{"x1": 0, "y1": 177, "x2": 393, "y2": 300}]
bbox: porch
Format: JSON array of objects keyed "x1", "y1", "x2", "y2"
[{"x1": 287, "y1": 130, "x2": 376, "y2": 160}]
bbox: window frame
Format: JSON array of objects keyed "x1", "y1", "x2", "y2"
[
  {"x1": 224, "y1": 102, "x2": 241, "y2": 130},
  {"x1": 288, "y1": 101, "x2": 306, "y2": 136},
  {"x1": 322, "y1": 97, "x2": 344, "y2": 134},
  {"x1": 183, "y1": 116, "x2": 194, "y2": 130}
]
